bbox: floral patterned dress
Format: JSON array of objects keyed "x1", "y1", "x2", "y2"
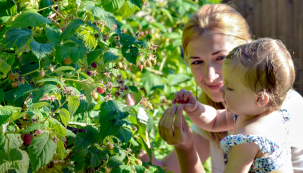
[{"x1": 220, "y1": 109, "x2": 291, "y2": 173}]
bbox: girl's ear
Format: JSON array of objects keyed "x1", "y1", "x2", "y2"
[{"x1": 256, "y1": 91, "x2": 269, "y2": 107}]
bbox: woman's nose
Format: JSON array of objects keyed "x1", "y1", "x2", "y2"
[{"x1": 204, "y1": 65, "x2": 218, "y2": 83}]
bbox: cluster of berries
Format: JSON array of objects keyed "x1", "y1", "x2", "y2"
[{"x1": 9, "y1": 73, "x2": 25, "y2": 88}]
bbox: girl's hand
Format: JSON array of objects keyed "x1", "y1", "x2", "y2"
[
  {"x1": 173, "y1": 89, "x2": 198, "y2": 113},
  {"x1": 158, "y1": 104, "x2": 194, "y2": 149}
]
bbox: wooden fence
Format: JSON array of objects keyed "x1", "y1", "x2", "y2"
[{"x1": 222, "y1": 0, "x2": 303, "y2": 95}]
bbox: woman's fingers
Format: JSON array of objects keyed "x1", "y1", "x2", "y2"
[
  {"x1": 174, "y1": 104, "x2": 184, "y2": 138},
  {"x1": 159, "y1": 108, "x2": 170, "y2": 140}
]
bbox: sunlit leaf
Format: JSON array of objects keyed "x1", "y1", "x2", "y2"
[{"x1": 11, "y1": 9, "x2": 51, "y2": 28}]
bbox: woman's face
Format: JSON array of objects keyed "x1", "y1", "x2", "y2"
[{"x1": 186, "y1": 31, "x2": 237, "y2": 102}]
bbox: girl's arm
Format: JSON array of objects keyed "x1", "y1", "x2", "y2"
[
  {"x1": 223, "y1": 142, "x2": 259, "y2": 173},
  {"x1": 174, "y1": 89, "x2": 234, "y2": 132}
]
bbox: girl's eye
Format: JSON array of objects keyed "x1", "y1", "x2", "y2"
[
  {"x1": 191, "y1": 61, "x2": 203, "y2": 65},
  {"x1": 217, "y1": 56, "x2": 226, "y2": 61}
]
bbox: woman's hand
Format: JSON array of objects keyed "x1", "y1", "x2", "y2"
[
  {"x1": 158, "y1": 104, "x2": 194, "y2": 149},
  {"x1": 173, "y1": 89, "x2": 198, "y2": 113}
]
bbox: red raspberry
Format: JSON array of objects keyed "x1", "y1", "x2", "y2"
[
  {"x1": 176, "y1": 100, "x2": 188, "y2": 104},
  {"x1": 97, "y1": 87, "x2": 105, "y2": 94},
  {"x1": 24, "y1": 134, "x2": 33, "y2": 145}
]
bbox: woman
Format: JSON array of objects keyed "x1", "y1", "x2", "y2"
[{"x1": 139, "y1": 4, "x2": 303, "y2": 173}]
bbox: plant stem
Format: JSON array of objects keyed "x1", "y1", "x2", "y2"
[
  {"x1": 159, "y1": 56, "x2": 166, "y2": 72},
  {"x1": 42, "y1": 99, "x2": 67, "y2": 124},
  {"x1": 37, "y1": 4, "x2": 57, "y2": 12},
  {"x1": 18, "y1": 43, "x2": 28, "y2": 74},
  {"x1": 62, "y1": 78, "x2": 93, "y2": 85},
  {"x1": 144, "y1": 66, "x2": 163, "y2": 75},
  {"x1": 4, "y1": 133, "x2": 10, "y2": 156}
]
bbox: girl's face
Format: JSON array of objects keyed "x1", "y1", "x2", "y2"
[
  {"x1": 187, "y1": 31, "x2": 237, "y2": 102},
  {"x1": 219, "y1": 61, "x2": 260, "y2": 116}
]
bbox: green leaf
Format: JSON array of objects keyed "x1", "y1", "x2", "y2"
[
  {"x1": 14, "y1": 84, "x2": 34, "y2": 101},
  {"x1": 71, "y1": 149, "x2": 88, "y2": 162},
  {"x1": 119, "y1": 33, "x2": 137, "y2": 46},
  {"x1": 134, "y1": 164, "x2": 145, "y2": 173},
  {"x1": 117, "y1": 126, "x2": 132, "y2": 143},
  {"x1": 0, "y1": 133, "x2": 22, "y2": 151},
  {"x1": 11, "y1": 9, "x2": 51, "y2": 28},
  {"x1": 0, "y1": 89, "x2": 4, "y2": 104},
  {"x1": 132, "y1": 89, "x2": 141, "y2": 105},
  {"x1": 32, "y1": 84, "x2": 60, "y2": 103},
  {"x1": 73, "y1": 133, "x2": 91, "y2": 151},
  {"x1": 0, "y1": 150, "x2": 11, "y2": 173},
  {"x1": 152, "y1": 22, "x2": 167, "y2": 33},
  {"x1": 91, "y1": 7, "x2": 112, "y2": 19},
  {"x1": 136, "y1": 40, "x2": 148, "y2": 49},
  {"x1": 2, "y1": 28, "x2": 32, "y2": 49},
  {"x1": 84, "y1": 1, "x2": 95, "y2": 11},
  {"x1": 119, "y1": 1, "x2": 137, "y2": 19},
  {"x1": 22, "y1": 123, "x2": 47, "y2": 133},
  {"x1": 80, "y1": 83, "x2": 94, "y2": 106},
  {"x1": 30, "y1": 40, "x2": 54, "y2": 60},
  {"x1": 52, "y1": 66, "x2": 75, "y2": 73},
  {"x1": 99, "y1": 120, "x2": 120, "y2": 140},
  {"x1": 56, "y1": 140, "x2": 65, "y2": 160},
  {"x1": 68, "y1": 95, "x2": 80, "y2": 116},
  {"x1": 0, "y1": 59, "x2": 11, "y2": 79},
  {"x1": 69, "y1": 46, "x2": 86, "y2": 63},
  {"x1": 137, "y1": 136, "x2": 152, "y2": 163},
  {"x1": 112, "y1": 165, "x2": 132, "y2": 173},
  {"x1": 107, "y1": 155, "x2": 124, "y2": 168},
  {"x1": 101, "y1": 0, "x2": 125, "y2": 12},
  {"x1": 28, "y1": 133, "x2": 57, "y2": 172},
  {"x1": 89, "y1": 146, "x2": 109, "y2": 168},
  {"x1": 55, "y1": 45, "x2": 71, "y2": 62},
  {"x1": 59, "y1": 19, "x2": 84, "y2": 42},
  {"x1": 167, "y1": 74, "x2": 191, "y2": 86},
  {"x1": 35, "y1": 78, "x2": 64, "y2": 88},
  {"x1": 129, "y1": 86, "x2": 139, "y2": 93},
  {"x1": 10, "y1": 149, "x2": 30, "y2": 173},
  {"x1": 10, "y1": 112, "x2": 27, "y2": 122},
  {"x1": 59, "y1": 108, "x2": 70, "y2": 127},
  {"x1": 122, "y1": 46, "x2": 138, "y2": 64},
  {"x1": 103, "y1": 51, "x2": 119, "y2": 64},
  {"x1": 130, "y1": 0, "x2": 142, "y2": 9},
  {"x1": 141, "y1": 72, "x2": 164, "y2": 94},
  {"x1": 48, "y1": 118, "x2": 66, "y2": 141},
  {"x1": 84, "y1": 32, "x2": 98, "y2": 50},
  {"x1": 87, "y1": 49, "x2": 104, "y2": 65},
  {"x1": 0, "y1": 106, "x2": 21, "y2": 126},
  {"x1": 161, "y1": 8, "x2": 173, "y2": 23}
]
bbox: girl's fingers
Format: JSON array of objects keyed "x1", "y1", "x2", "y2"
[
  {"x1": 163, "y1": 105, "x2": 177, "y2": 139},
  {"x1": 159, "y1": 108, "x2": 170, "y2": 140}
]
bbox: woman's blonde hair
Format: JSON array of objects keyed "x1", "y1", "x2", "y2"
[
  {"x1": 182, "y1": 4, "x2": 251, "y2": 143},
  {"x1": 226, "y1": 38, "x2": 295, "y2": 111}
]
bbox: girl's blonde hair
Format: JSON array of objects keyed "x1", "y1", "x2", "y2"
[
  {"x1": 226, "y1": 38, "x2": 295, "y2": 111},
  {"x1": 182, "y1": 4, "x2": 251, "y2": 143}
]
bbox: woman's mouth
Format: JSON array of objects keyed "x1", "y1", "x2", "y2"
[{"x1": 205, "y1": 83, "x2": 224, "y2": 90}]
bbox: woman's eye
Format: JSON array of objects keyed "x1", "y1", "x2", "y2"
[
  {"x1": 227, "y1": 87, "x2": 233, "y2": 91},
  {"x1": 217, "y1": 56, "x2": 226, "y2": 61},
  {"x1": 191, "y1": 61, "x2": 203, "y2": 65}
]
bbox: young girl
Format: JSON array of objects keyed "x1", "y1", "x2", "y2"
[{"x1": 170, "y1": 38, "x2": 295, "y2": 172}]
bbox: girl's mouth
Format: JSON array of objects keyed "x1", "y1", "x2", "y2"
[{"x1": 205, "y1": 83, "x2": 224, "y2": 90}]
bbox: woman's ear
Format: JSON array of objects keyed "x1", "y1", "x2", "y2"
[{"x1": 256, "y1": 91, "x2": 269, "y2": 107}]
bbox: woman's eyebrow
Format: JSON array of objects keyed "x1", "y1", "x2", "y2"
[
  {"x1": 189, "y1": 56, "x2": 200, "y2": 59},
  {"x1": 212, "y1": 50, "x2": 225, "y2": 55}
]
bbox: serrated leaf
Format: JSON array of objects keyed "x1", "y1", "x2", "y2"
[
  {"x1": 91, "y1": 6, "x2": 112, "y2": 19},
  {"x1": 136, "y1": 40, "x2": 148, "y2": 49},
  {"x1": 141, "y1": 72, "x2": 164, "y2": 94},
  {"x1": 0, "y1": 59, "x2": 11, "y2": 79},
  {"x1": 71, "y1": 149, "x2": 88, "y2": 162},
  {"x1": 32, "y1": 84, "x2": 59, "y2": 103},
  {"x1": 132, "y1": 89, "x2": 141, "y2": 105},
  {"x1": 167, "y1": 74, "x2": 191, "y2": 86},
  {"x1": 117, "y1": 126, "x2": 132, "y2": 143},
  {"x1": 0, "y1": 106, "x2": 21, "y2": 126},
  {"x1": 73, "y1": 133, "x2": 91, "y2": 151},
  {"x1": 22, "y1": 123, "x2": 47, "y2": 133},
  {"x1": 107, "y1": 155, "x2": 124, "y2": 168},
  {"x1": 30, "y1": 40, "x2": 53, "y2": 60},
  {"x1": 99, "y1": 120, "x2": 120, "y2": 140},
  {"x1": 103, "y1": 51, "x2": 119, "y2": 64},
  {"x1": 69, "y1": 46, "x2": 86, "y2": 63},
  {"x1": 13, "y1": 84, "x2": 34, "y2": 101},
  {"x1": 59, "y1": 108, "x2": 70, "y2": 127},
  {"x1": 152, "y1": 22, "x2": 167, "y2": 33},
  {"x1": 87, "y1": 49, "x2": 104, "y2": 65},
  {"x1": 35, "y1": 78, "x2": 64, "y2": 87},
  {"x1": 0, "y1": 149, "x2": 11, "y2": 172},
  {"x1": 49, "y1": 118, "x2": 66, "y2": 141},
  {"x1": 137, "y1": 136, "x2": 152, "y2": 163},
  {"x1": 2, "y1": 28, "x2": 32, "y2": 49},
  {"x1": 84, "y1": 32, "x2": 98, "y2": 50},
  {"x1": 80, "y1": 83, "x2": 94, "y2": 106},
  {"x1": 119, "y1": 1, "x2": 137, "y2": 19},
  {"x1": 89, "y1": 146, "x2": 109, "y2": 168},
  {"x1": 134, "y1": 164, "x2": 145, "y2": 173},
  {"x1": 128, "y1": 86, "x2": 139, "y2": 93},
  {"x1": 112, "y1": 165, "x2": 132, "y2": 173},
  {"x1": 101, "y1": 0, "x2": 125, "y2": 12},
  {"x1": 119, "y1": 33, "x2": 137, "y2": 46},
  {"x1": 11, "y1": 9, "x2": 51, "y2": 28},
  {"x1": 56, "y1": 140, "x2": 65, "y2": 160},
  {"x1": 87, "y1": 21, "x2": 101, "y2": 38},
  {"x1": 122, "y1": 46, "x2": 138, "y2": 64},
  {"x1": 104, "y1": 16, "x2": 121, "y2": 33},
  {"x1": 68, "y1": 95, "x2": 80, "y2": 116},
  {"x1": 59, "y1": 19, "x2": 84, "y2": 42},
  {"x1": 55, "y1": 45, "x2": 72, "y2": 62},
  {"x1": 28, "y1": 133, "x2": 57, "y2": 172},
  {"x1": 0, "y1": 133, "x2": 22, "y2": 151},
  {"x1": 0, "y1": 89, "x2": 4, "y2": 104},
  {"x1": 31, "y1": 102, "x2": 50, "y2": 109},
  {"x1": 10, "y1": 149, "x2": 30, "y2": 173},
  {"x1": 53, "y1": 66, "x2": 75, "y2": 73},
  {"x1": 10, "y1": 112, "x2": 27, "y2": 122},
  {"x1": 130, "y1": 0, "x2": 142, "y2": 9},
  {"x1": 161, "y1": 8, "x2": 173, "y2": 23},
  {"x1": 84, "y1": 1, "x2": 95, "y2": 11}
]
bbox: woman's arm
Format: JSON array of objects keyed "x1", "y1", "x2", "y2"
[{"x1": 138, "y1": 133, "x2": 210, "y2": 173}]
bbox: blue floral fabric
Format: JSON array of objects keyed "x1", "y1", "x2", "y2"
[{"x1": 220, "y1": 110, "x2": 291, "y2": 173}]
